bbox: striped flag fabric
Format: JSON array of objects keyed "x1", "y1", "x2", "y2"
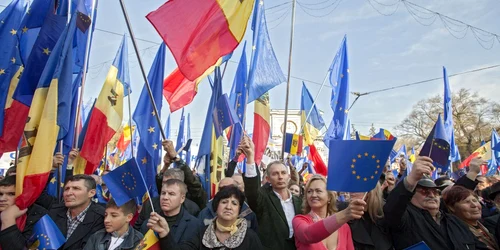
[
  {"x1": 253, "y1": 92, "x2": 270, "y2": 165},
  {"x1": 284, "y1": 133, "x2": 303, "y2": 155}
]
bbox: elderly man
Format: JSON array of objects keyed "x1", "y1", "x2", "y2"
[{"x1": 384, "y1": 156, "x2": 484, "y2": 249}]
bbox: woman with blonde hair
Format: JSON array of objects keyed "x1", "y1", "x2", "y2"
[
  {"x1": 348, "y1": 182, "x2": 394, "y2": 250},
  {"x1": 292, "y1": 175, "x2": 366, "y2": 250}
]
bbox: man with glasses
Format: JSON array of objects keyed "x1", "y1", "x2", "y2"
[{"x1": 383, "y1": 156, "x2": 483, "y2": 249}]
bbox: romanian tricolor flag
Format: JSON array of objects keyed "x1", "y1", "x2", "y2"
[
  {"x1": 16, "y1": 13, "x2": 77, "y2": 209},
  {"x1": 116, "y1": 124, "x2": 133, "y2": 152},
  {"x1": 77, "y1": 35, "x2": 127, "y2": 175},
  {"x1": 253, "y1": 92, "x2": 270, "y2": 165},
  {"x1": 284, "y1": 133, "x2": 303, "y2": 155},
  {"x1": 372, "y1": 128, "x2": 395, "y2": 140},
  {"x1": 147, "y1": 0, "x2": 254, "y2": 81},
  {"x1": 301, "y1": 83, "x2": 327, "y2": 176},
  {"x1": 135, "y1": 229, "x2": 160, "y2": 250},
  {"x1": 459, "y1": 142, "x2": 491, "y2": 170}
]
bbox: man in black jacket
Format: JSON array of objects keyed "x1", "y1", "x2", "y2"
[
  {"x1": 241, "y1": 136, "x2": 302, "y2": 250},
  {"x1": 49, "y1": 174, "x2": 105, "y2": 250},
  {"x1": 384, "y1": 156, "x2": 485, "y2": 249},
  {"x1": 0, "y1": 176, "x2": 47, "y2": 250}
]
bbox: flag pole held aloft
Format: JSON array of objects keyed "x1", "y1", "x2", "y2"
[{"x1": 118, "y1": 0, "x2": 165, "y2": 140}]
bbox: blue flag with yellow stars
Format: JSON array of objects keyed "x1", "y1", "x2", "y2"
[
  {"x1": 132, "y1": 43, "x2": 165, "y2": 198},
  {"x1": 327, "y1": 139, "x2": 395, "y2": 192},
  {"x1": 419, "y1": 114, "x2": 450, "y2": 169},
  {"x1": 213, "y1": 93, "x2": 240, "y2": 138},
  {"x1": 29, "y1": 214, "x2": 65, "y2": 250},
  {"x1": 404, "y1": 241, "x2": 431, "y2": 250},
  {"x1": 102, "y1": 157, "x2": 148, "y2": 207}
]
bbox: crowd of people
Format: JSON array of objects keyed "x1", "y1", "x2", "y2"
[{"x1": 1, "y1": 136, "x2": 500, "y2": 250}]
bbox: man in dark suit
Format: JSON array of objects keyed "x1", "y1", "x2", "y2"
[
  {"x1": 242, "y1": 136, "x2": 302, "y2": 250},
  {"x1": 49, "y1": 174, "x2": 104, "y2": 250}
]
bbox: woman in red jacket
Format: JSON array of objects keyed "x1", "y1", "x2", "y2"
[{"x1": 292, "y1": 175, "x2": 366, "y2": 250}]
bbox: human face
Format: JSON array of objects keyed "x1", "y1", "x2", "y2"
[
  {"x1": 411, "y1": 187, "x2": 440, "y2": 211},
  {"x1": 266, "y1": 163, "x2": 289, "y2": 190},
  {"x1": 306, "y1": 180, "x2": 329, "y2": 210},
  {"x1": 476, "y1": 177, "x2": 490, "y2": 191},
  {"x1": 0, "y1": 185, "x2": 15, "y2": 212},
  {"x1": 218, "y1": 178, "x2": 236, "y2": 190},
  {"x1": 216, "y1": 196, "x2": 240, "y2": 225},
  {"x1": 63, "y1": 180, "x2": 95, "y2": 209},
  {"x1": 104, "y1": 206, "x2": 132, "y2": 235},
  {"x1": 160, "y1": 184, "x2": 185, "y2": 215},
  {"x1": 450, "y1": 195, "x2": 482, "y2": 225},
  {"x1": 289, "y1": 184, "x2": 300, "y2": 196}
]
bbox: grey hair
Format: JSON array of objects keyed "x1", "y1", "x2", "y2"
[{"x1": 163, "y1": 168, "x2": 185, "y2": 182}]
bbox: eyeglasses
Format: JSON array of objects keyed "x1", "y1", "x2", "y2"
[{"x1": 416, "y1": 188, "x2": 440, "y2": 196}]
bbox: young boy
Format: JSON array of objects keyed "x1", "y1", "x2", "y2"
[{"x1": 84, "y1": 199, "x2": 143, "y2": 250}]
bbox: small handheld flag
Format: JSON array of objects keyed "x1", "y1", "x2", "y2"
[
  {"x1": 404, "y1": 241, "x2": 431, "y2": 250},
  {"x1": 419, "y1": 115, "x2": 450, "y2": 168},
  {"x1": 29, "y1": 215, "x2": 65, "y2": 250},
  {"x1": 102, "y1": 158, "x2": 148, "y2": 206},
  {"x1": 135, "y1": 229, "x2": 160, "y2": 250},
  {"x1": 213, "y1": 94, "x2": 240, "y2": 138},
  {"x1": 327, "y1": 139, "x2": 395, "y2": 192}
]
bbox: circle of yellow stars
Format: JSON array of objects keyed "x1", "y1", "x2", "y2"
[
  {"x1": 351, "y1": 152, "x2": 381, "y2": 182},
  {"x1": 432, "y1": 139, "x2": 450, "y2": 150},
  {"x1": 35, "y1": 233, "x2": 51, "y2": 247},
  {"x1": 121, "y1": 172, "x2": 137, "y2": 191}
]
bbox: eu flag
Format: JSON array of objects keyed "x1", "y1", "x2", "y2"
[
  {"x1": 164, "y1": 114, "x2": 171, "y2": 139},
  {"x1": 404, "y1": 241, "x2": 431, "y2": 250},
  {"x1": 228, "y1": 41, "x2": 248, "y2": 160},
  {"x1": 443, "y1": 67, "x2": 460, "y2": 163},
  {"x1": 324, "y1": 36, "x2": 349, "y2": 146},
  {"x1": 29, "y1": 214, "x2": 65, "y2": 250},
  {"x1": 176, "y1": 108, "x2": 186, "y2": 159},
  {"x1": 132, "y1": 44, "x2": 166, "y2": 198},
  {"x1": 0, "y1": 0, "x2": 27, "y2": 137},
  {"x1": 102, "y1": 158, "x2": 148, "y2": 206},
  {"x1": 419, "y1": 115, "x2": 450, "y2": 168},
  {"x1": 246, "y1": 0, "x2": 286, "y2": 103},
  {"x1": 213, "y1": 94, "x2": 240, "y2": 138},
  {"x1": 186, "y1": 113, "x2": 192, "y2": 166},
  {"x1": 327, "y1": 139, "x2": 395, "y2": 192}
]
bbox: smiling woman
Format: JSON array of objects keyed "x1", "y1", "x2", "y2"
[{"x1": 443, "y1": 185, "x2": 499, "y2": 249}]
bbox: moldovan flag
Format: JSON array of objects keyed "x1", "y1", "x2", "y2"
[
  {"x1": 253, "y1": 92, "x2": 270, "y2": 165},
  {"x1": 135, "y1": 229, "x2": 160, "y2": 250},
  {"x1": 16, "y1": 12, "x2": 77, "y2": 209},
  {"x1": 147, "y1": 0, "x2": 254, "y2": 81},
  {"x1": 459, "y1": 142, "x2": 491, "y2": 170},
  {"x1": 77, "y1": 35, "x2": 127, "y2": 175}
]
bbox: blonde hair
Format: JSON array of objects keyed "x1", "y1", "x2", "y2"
[
  {"x1": 302, "y1": 175, "x2": 337, "y2": 215},
  {"x1": 365, "y1": 182, "x2": 384, "y2": 223}
]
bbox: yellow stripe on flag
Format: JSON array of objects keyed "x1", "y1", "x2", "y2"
[
  {"x1": 136, "y1": 229, "x2": 159, "y2": 249},
  {"x1": 4, "y1": 66, "x2": 23, "y2": 109},
  {"x1": 211, "y1": 126, "x2": 225, "y2": 196},
  {"x1": 16, "y1": 79, "x2": 59, "y2": 197},
  {"x1": 301, "y1": 111, "x2": 319, "y2": 145},
  {"x1": 217, "y1": 0, "x2": 255, "y2": 41},
  {"x1": 290, "y1": 134, "x2": 300, "y2": 155},
  {"x1": 94, "y1": 65, "x2": 124, "y2": 132}
]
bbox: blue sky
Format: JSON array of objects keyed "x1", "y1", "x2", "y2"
[{"x1": 1, "y1": 0, "x2": 500, "y2": 147}]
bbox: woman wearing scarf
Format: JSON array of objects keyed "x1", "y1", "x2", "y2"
[
  {"x1": 292, "y1": 175, "x2": 366, "y2": 250},
  {"x1": 149, "y1": 186, "x2": 263, "y2": 249},
  {"x1": 443, "y1": 185, "x2": 499, "y2": 249}
]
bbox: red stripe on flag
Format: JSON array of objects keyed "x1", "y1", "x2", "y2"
[
  {"x1": 308, "y1": 144, "x2": 327, "y2": 176},
  {"x1": 253, "y1": 114, "x2": 270, "y2": 165},
  {"x1": 15, "y1": 172, "x2": 50, "y2": 209},
  {"x1": 147, "y1": 0, "x2": 239, "y2": 81},
  {"x1": 163, "y1": 68, "x2": 198, "y2": 112},
  {"x1": 0, "y1": 101, "x2": 29, "y2": 153},
  {"x1": 80, "y1": 108, "x2": 117, "y2": 174}
]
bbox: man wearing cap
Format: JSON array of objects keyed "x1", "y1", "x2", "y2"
[{"x1": 383, "y1": 156, "x2": 484, "y2": 249}]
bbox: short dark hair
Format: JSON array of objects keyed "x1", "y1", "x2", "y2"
[
  {"x1": 6, "y1": 166, "x2": 16, "y2": 176},
  {"x1": 163, "y1": 178, "x2": 187, "y2": 195},
  {"x1": 0, "y1": 175, "x2": 15, "y2": 187},
  {"x1": 163, "y1": 168, "x2": 185, "y2": 182},
  {"x1": 443, "y1": 185, "x2": 476, "y2": 208},
  {"x1": 65, "y1": 174, "x2": 96, "y2": 191},
  {"x1": 212, "y1": 186, "x2": 246, "y2": 214},
  {"x1": 106, "y1": 198, "x2": 137, "y2": 215},
  {"x1": 434, "y1": 176, "x2": 452, "y2": 187},
  {"x1": 266, "y1": 161, "x2": 287, "y2": 177}
]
